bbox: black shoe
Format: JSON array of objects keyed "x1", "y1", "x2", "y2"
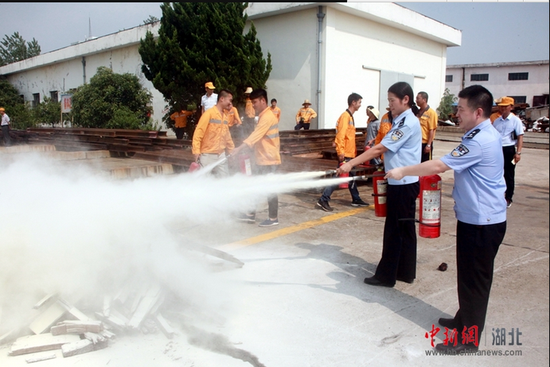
[
  {"x1": 435, "y1": 342, "x2": 478, "y2": 354},
  {"x1": 363, "y1": 276, "x2": 393, "y2": 287},
  {"x1": 506, "y1": 198, "x2": 513, "y2": 208},
  {"x1": 438, "y1": 317, "x2": 458, "y2": 329},
  {"x1": 351, "y1": 199, "x2": 369, "y2": 207},
  {"x1": 397, "y1": 277, "x2": 414, "y2": 284},
  {"x1": 258, "y1": 218, "x2": 279, "y2": 227},
  {"x1": 316, "y1": 199, "x2": 333, "y2": 212},
  {"x1": 237, "y1": 213, "x2": 255, "y2": 224}
]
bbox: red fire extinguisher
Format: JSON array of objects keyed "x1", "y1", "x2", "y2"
[
  {"x1": 418, "y1": 174, "x2": 442, "y2": 238},
  {"x1": 372, "y1": 168, "x2": 387, "y2": 217},
  {"x1": 338, "y1": 161, "x2": 349, "y2": 189},
  {"x1": 188, "y1": 161, "x2": 201, "y2": 172},
  {"x1": 239, "y1": 154, "x2": 252, "y2": 176}
]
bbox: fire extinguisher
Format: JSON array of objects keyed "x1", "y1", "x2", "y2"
[
  {"x1": 188, "y1": 161, "x2": 201, "y2": 172},
  {"x1": 338, "y1": 161, "x2": 349, "y2": 189},
  {"x1": 239, "y1": 154, "x2": 252, "y2": 176},
  {"x1": 371, "y1": 168, "x2": 387, "y2": 217},
  {"x1": 418, "y1": 174, "x2": 442, "y2": 238}
]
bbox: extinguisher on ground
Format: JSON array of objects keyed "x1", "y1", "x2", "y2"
[
  {"x1": 371, "y1": 168, "x2": 387, "y2": 217},
  {"x1": 418, "y1": 174, "x2": 442, "y2": 238}
]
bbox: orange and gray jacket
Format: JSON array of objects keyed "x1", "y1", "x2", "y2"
[
  {"x1": 296, "y1": 107, "x2": 317, "y2": 123},
  {"x1": 170, "y1": 110, "x2": 193, "y2": 128},
  {"x1": 243, "y1": 107, "x2": 281, "y2": 165},
  {"x1": 192, "y1": 106, "x2": 234, "y2": 155},
  {"x1": 334, "y1": 109, "x2": 356, "y2": 158},
  {"x1": 245, "y1": 98, "x2": 255, "y2": 118},
  {"x1": 225, "y1": 107, "x2": 242, "y2": 127}
]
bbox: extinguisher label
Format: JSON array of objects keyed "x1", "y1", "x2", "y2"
[
  {"x1": 379, "y1": 197, "x2": 386, "y2": 204},
  {"x1": 243, "y1": 158, "x2": 252, "y2": 176},
  {"x1": 422, "y1": 190, "x2": 441, "y2": 222},
  {"x1": 377, "y1": 180, "x2": 387, "y2": 194}
]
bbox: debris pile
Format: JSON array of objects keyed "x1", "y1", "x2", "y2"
[{"x1": 0, "y1": 282, "x2": 176, "y2": 363}]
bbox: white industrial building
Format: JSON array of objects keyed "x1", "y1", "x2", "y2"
[
  {"x1": 0, "y1": 2, "x2": 461, "y2": 133},
  {"x1": 445, "y1": 60, "x2": 549, "y2": 107}
]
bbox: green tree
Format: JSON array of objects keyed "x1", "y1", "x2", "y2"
[
  {"x1": 33, "y1": 97, "x2": 61, "y2": 127},
  {"x1": 437, "y1": 88, "x2": 458, "y2": 121},
  {"x1": 70, "y1": 66, "x2": 154, "y2": 129},
  {"x1": 139, "y1": 2, "x2": 272, "y2": 123},
  {"x1": 0, "y1": 79, "x2": 34, "y2": 129},
  {"x1": 143, "y1": 15, "x2": 159, "y2": 25},
  {"x1": 0, "y1": 32, "x2": 41, "y2": 66}
]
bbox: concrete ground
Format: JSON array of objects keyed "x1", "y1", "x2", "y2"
[{"x1": 0, "y1": 139, "x2": 548, "y2": 367}]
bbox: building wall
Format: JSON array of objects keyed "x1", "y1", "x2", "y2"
[
  {"x1": 445, "y1": 61, "x2": 549, "y2": 106},
  {"x1": 322, "y1": 7, "x2": 449, "y2": 128},
  {"x1": 1, "y1": 3, "x2": 460, "y2": 134},
  {"x1": 1, "y1": 24, "x2": 168, "y2": 131},
  {"x1": 244, "y1": 7, "x2": 319, "y2": 131}
]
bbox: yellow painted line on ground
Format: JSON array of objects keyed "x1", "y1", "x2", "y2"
[{"x1": 216, "y1": 206, "x2": 371, "y2": 251}]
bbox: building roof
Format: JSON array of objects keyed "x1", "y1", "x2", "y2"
[
  {"x1": 246, "y1": 2, "x2": 461, "y2": 47},
  {"x1": 0, "y1": 22, "x2": 160, "y2": 75},
  {"x1": 447, "y1": 60, "x2": 550, "y2": 69}
]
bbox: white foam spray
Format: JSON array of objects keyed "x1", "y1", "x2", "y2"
[{"x1": 0, "y1": 152, "x2": 352, "y2": 337}]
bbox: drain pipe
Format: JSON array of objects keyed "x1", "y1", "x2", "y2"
[
  {"x1": 316, "y1": 6, "x2": 325, "y2": 129},
  {"x1": 82, "y1": 56, "x2": 87, "y2": 84}
]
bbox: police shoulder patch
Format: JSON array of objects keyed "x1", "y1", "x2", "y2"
[
  {"x1": 451, "y1": 144, "x2": 470, "y2": 157},
  {"x1": 391, "y1": 129, "x2": 404, "y2": 141},
  {"x1": 396, "y1": 118, "x2": 405, "y2": 128},
  {"x1": 465, "y1": 129, "x2": 480, "y2": 139}
]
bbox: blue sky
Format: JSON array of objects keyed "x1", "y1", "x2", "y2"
[
  {"x1": 1, "y1": 2, "x2": 548, "y2": 65},
  {"x1": 397, "y1": 1, "x2": 549, "y2": 65}
]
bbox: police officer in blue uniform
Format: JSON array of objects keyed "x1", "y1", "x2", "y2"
[
  {"x1": 338, "y1": 81, "x2": 421, "y2": 287},
  {"x1": 385, "y1": 85, "x2": 507, "y2": 354}
]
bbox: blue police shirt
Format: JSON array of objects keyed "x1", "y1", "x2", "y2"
[
  {"x1": 440, "y1": 119, "x2": 507, "y2": 225},
  {"x1": 381, "y1": 108, "x2": 421, "y2": 185}
]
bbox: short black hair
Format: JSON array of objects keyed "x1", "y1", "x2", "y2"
[
  {"x1": 271, "y1": 98, "x2": 277, "y2": 103},
  {"x1": 217, "y1": 89, "x2": 233, "y2": 102},
  {"x1": 348, "y1": 93, "x2": 362, "y2": 106},
  {"x1": 458, "y1": 85, "x2": 493, "y2": 119},
  {"x1": 417, "y1": 91, "x2": 428, "y2": 102},
  {"x1": 250, "y1": 88, "x2": 267, "y2": 103}
]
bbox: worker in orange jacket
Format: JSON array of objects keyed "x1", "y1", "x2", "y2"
[
  {"x1": 192, "y1": 89, "x2": 235, "y2": 177},
  {"x1": 242, "y1": 87, "x2": 256, "y2": 137},
  {"x1": 225, "y1": 105, "x2": 243, "y2": 146},
  {"x1": 316, "y1": 93, "x2": 369, "y2": 212},
  {"x1": 232, "y1": 88, "x2": 281, "y2": 227},
  {"x1": 295, "y1": 99, "x2": 317, "y2": 130},
  {"x1": 375, "y1": 108, "x2": 393, "y2": 162},
  {"x1": 171, "y1": 104, "x2": 195, "y2": 139}
]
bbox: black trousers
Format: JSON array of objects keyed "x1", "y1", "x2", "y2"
[
  {"x1": 421, "y1": 143, "x2": 433, "y2": 162},
  {"x1": 453, "y1": 220, "x2": 506, "y2": 337},
  {"x1": 294, "y1": 122, "x2": 310, "y2": 130},
  {"x1": 502, "y1": 145, "x2": 516, "y2": 201},
  {"x1": 374, "y1": 182, "x2": 419, "y2": 285}
]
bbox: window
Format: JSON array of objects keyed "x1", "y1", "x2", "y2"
[
  {"x1": 445, "y1": 75, "x2": 453, "y2": 83},
  {"x1": 470, "y1": 73, "x2": 489, "y2": 81},
  {"x1": 509, "y1": 96, "x2": 526, "y2": 104},
  {"x1": 50, "y1": 91, "x2": 59, "y2": 102},
  {"x1": 508, "y1": 72, "x2": 529, "y2": 81},
  {"x1": 32, "y1": 93, "x2": 40, "y2": 108}
]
